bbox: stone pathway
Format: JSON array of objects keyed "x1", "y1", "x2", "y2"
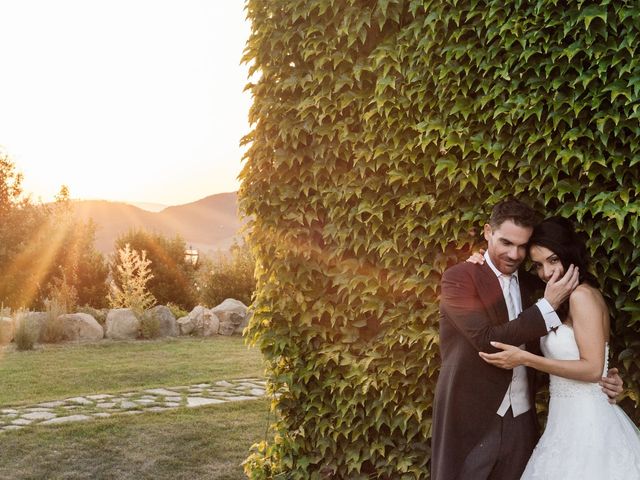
[{"x1": 0, "y1": 377, "x2": 266, "y2": 433}]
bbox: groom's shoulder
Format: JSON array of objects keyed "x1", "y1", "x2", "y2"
[{"x1": 443, "y1": 260, "x2": 482, "y2": 280}]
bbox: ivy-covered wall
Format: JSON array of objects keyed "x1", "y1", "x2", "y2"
[{"x1": 239, "y1": 1, "x2": 640, "y2": 478}]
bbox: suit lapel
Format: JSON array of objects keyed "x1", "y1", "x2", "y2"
[{"x1": 472, "y1": 263, "x2": 509, "y2": 325}]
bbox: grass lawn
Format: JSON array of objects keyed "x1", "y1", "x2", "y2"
[
  {"x1": 0, "y1": 336, "x2": 272, "y2": 479},
  {"x1": 0, "y1": 336, "x2": 265, "y2": 406},
  {"x1": 0, "y1": 399, "x2": 272, "y2": 480}
]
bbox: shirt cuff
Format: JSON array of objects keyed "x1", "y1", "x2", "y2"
[{"x1": 536, "y1": 298, "x2": 562, "y2": 331}]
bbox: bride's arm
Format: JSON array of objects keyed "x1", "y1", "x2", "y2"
[{"x1": 479, "y1": 285, "x2": 606, "y2": 382}]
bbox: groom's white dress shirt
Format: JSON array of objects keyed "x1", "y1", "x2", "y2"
[{"x1": 483, "y1": 252, "x2": 562, "y2": 417}]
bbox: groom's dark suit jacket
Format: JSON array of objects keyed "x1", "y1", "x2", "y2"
[{"x1": 430, "y1": 261, "x2": 548, "y2": 480}]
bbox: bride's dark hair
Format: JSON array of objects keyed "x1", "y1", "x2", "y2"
[
  {"x1": 529, "y1": 216, "x2": 597, "y2": 286},
  {"x1": 529, "y1": 217, "x2": 598, "y2": 319}
]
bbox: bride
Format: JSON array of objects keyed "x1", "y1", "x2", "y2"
[{"x1": 475, "y1": 216, "x2": 640, "y2": 479}]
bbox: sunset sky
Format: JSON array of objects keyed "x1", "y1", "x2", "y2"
[{"x1": 0, "y1": 1, "x2": 252, "y2": 206}]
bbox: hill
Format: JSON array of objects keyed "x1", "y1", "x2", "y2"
[{"x1": 71, "y1": 192, "x2": 243, "y2": 256}]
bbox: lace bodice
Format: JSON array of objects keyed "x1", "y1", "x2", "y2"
[{"x1": 540, "y1": 324, "x2": 609, "y2": 398}]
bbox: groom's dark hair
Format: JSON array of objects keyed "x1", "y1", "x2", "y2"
[{"x1": 489, "y1": 198, "x2": 538, "y2": 229}]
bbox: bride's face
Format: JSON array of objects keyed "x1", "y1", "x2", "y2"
[{"x1": 529, "y1": 245, "x2": 564, "y2": 283}]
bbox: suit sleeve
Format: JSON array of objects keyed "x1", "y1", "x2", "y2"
[{"x1": 440, "y1": 266, "x2": 549, "y2": 353}]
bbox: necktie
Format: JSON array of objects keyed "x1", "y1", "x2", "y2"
[{"x1": 502, "y1": 275, "x2": 516, "y2": 320}]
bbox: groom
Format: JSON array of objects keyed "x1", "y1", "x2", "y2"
[{"x1": 430, "y1": 199, "x2": 623, "y2": 480}]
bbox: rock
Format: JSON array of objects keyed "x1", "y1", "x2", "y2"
[
  {"x1": 186, "y1": 397, "x2": 225, "y2": 407},
  {"x1": 58, "y1": 313, "x2": 104, "y2": 342},
  {"x1": 42, "y1": 415, "x2": 91, "y2": 424},
  {"x1": 177, "y1": 316, "x2": 194, "y2": 335},
  {"x1": 22, "y1": 411, "x2": 57, "y2": 421},
  {"x1": 105, "y1": 309, "x2": 140, "y2": 340},
  {"x1": 145, "y1": 305, "x2": 177, "y2": 337},
  {"x1": 0, "y1": 317, "x2": 14, "y2": 345},
  {"x1": 212, "y1": 299, "x2": 248, "y2": 336},
  {"x1": 182, "y1": 306, "x2": 219, "y2": 337}
]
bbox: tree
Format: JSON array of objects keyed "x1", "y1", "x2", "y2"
[
  {"x1": 0, "y1": 150, "x2": 24, "y2": 217},
  {"x1": 32, "y1": 187, "x2": 110, "y2": 310},
  {"x1": 0, "y1": 156, "x2": 109, "y2": 310},
  {"x1": 0, "y1": 153, "x2": 47, "y2": 308},
  {"x1": 113, "y1": 230, "x2": 197, "y2": 309},
  {"x1": 198, "y1": 241, "x2": 256, "y2": 307},
  {"x1": 108, "y1": 243, "x2": 156, "y2": 315}
]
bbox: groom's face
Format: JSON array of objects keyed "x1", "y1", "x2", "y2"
[{"x1": 483, "y1": 220, "x2": 533, "y2": 274}]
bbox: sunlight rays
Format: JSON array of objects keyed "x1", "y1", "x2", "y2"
[{"x1": 3, "y1": 215, "x2": 74, "y2": 309}]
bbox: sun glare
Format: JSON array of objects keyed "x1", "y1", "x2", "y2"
[{"x1": 0, "y1": 1, "x2": 251, "y2": 206}]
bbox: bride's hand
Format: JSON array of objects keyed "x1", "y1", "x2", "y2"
[
  {"x1": 479, "y1": 341, "x2": 526, "y2": 369},
  {"x1": 466, "y1": 249, "x2": 486, "y2": 265}
]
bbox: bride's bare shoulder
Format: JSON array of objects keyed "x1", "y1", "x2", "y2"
[
  {"x1": 569, "y1": 283, "x2": 608, "y2": 319},
  {"x1": 570, "y1": 283, "x2": 603, "y2": 301}
]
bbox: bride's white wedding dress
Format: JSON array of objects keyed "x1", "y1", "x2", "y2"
[{"x1": 521, "y1": 324, "x2": 640, "y2": 479}]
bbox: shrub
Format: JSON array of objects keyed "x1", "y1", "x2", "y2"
[
  {"x1": 108, "y1": 244, "x2": 156, "y2": 316},
  {"x1": 113, "y1": 230, "x2": 197, "y2": 310},
  {"x1": 198, "y1": 242, "x2": 255, "y2": 307},
  {"x1": 40, "y1": 298, "x2": 67, "y2": 344},
  {"x1": 166, "y1": 302, "x2": 188, "y2": 320},
  {"x1": 139, "y1": 310, "x2": 161, "y2": 340},
  {"x1": 14, "y1": 315, "x2": 38, "y2": 351}
]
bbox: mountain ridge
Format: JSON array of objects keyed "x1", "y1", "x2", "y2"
[{"x1": 71, "y1": 191, "x2": 243, "y2": 256}]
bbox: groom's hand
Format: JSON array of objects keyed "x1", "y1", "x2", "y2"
[
  {"x1": 601, "y1": 368, "x2": 624, "y2": 404},
  {"x1": 543, "y1": 264, "x2": 580, "y2": 310}
]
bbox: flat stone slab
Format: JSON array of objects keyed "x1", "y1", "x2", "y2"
[
  {"x1": 215, "y1": 380, "x2": 234, "y2": 387},
  {"x1": 145, "y1": 388, "x2": 180, "y2": 396},
  {"x1": 2, "y1": 425, "x2": 23, "y2": 431},
  {"x1": 250, "y1": 388, "x2": 266, "y2": 396},
  {"x1": 11, "y1": 419, "x2": 33, "y2": 426},
  {"x1": 42, "y1": 415, "x2": 91, "y2": 425},
  {"x1": 93, "y1": 413, "x2": 111, "y2": 418},
  {"x1": 120, "y1": 401, "x2": 137, "y2": 409},
  {"x1": 65, "y1": 397, "x2": 93, "y2": 405},
  {"x1": 225, "y1": 396, "x2": 259, "y2": 402},
  {"x1": 36, "y1": 401, "x2": 65, "y2": 408},
  {"x1": 186, "y1": 397, "x2": 226, "y2": 408},
  {"x1": 96, "y1": 402, "x2": 116, "y2": 409},
  {"x1": 86, "y1": 394, "x2": 113, "y2": 400},
  {"x1": 22, "y1": 412, "x2": 57, "y2": 421}
]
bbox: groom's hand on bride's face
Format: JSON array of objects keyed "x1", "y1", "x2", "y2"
[
  {"x1": 601, "y1": 368, "x2": 624, "y2": 404},
  {"x1": 543, "y1": 264, "x2": 580, "y2": 310}
]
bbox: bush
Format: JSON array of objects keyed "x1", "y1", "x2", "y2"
[
  {"x1": 14, "y1": 316, "x2": 38, "y2": 351},
  {"x1": 108, "y1": 243, "x2": 156, "y2": 316},
  {"x1": 139, "y1": 310, "x2": 161, "y2": 340},
  {"x1": 113, "y1": 230, "x2": 197, "y2": 310},
  {"x1": 198, "y1": 242, "x2": 255, "y2": 307},
  {"x1": 40, "y1": 298, "x2": 66, "y2": 344},
  {"x1": 166, "y1": 302, "x2": 188, "y2": 320}
]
